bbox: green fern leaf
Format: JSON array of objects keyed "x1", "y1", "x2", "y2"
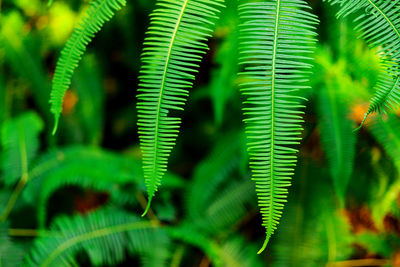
[
  {"x1": 137, "y1": 0, "x2": 224, "y2": 215},
  {"x1": 49, "y1": 0, "x2": 126, "y2": 133},
  {"x1": 330, "y1": 0, "x2": 400, "y2": 64},
  {"x1": 21, "y1": 146, "x2": 185, "y2": 206},
  {"x1": 358, "y1": 71, "x2": 400, "y2": 127},
  {"x1": 238, "y1": 0, "x2": 318, "y2": 253},
  {"x1": 25, "y1": 208, "x2": 170, "y2": 267},
  {"x1": 328, "y1": 0, "x2": 400, "y2": 127}
]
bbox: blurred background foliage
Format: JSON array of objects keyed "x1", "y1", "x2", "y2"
[{"x1": 1, "y1": 0, "x2": 400, "y2": 266}]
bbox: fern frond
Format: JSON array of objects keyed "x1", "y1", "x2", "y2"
[
  {"x1": 332, "y1": 0, "x2": 400, "y2": 64},
  {"x1": 1, "y1": 112, "x2": 43, "y2": 186},
  {"x1": 137, "y1": 0, "x2": 224, "y2": 215},
  {"x1": 36, "y1": 161, "x2": 134, "y2": 229},
  {"x1": 358, "y1": 70, "x2": 400, "y2": 128},
  {"x1": 49, "y1": 0, "x2": 126, "y2": 133},
  {"x1": 22, "y1": 146, "x2": 185, "y2": 205},
  {"x1": 329, "y1": 0, "x2": 400, "y2": 127},
  {"x1": 238, "y1": 0, "x2": 318, "y2": 253},
  {"x1": 25, "y1": 208, "x2": 170, "y2": 267}
]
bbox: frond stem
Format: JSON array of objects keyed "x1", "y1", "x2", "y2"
[{"x1": 147, "y1": 0, "x2": 189, "y2": 202}]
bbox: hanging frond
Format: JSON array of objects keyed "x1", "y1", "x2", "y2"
[
  {"x1": 25, "y1": 208, "x2": 170, "y2": 267},
  {"x1": 238, "y1": 0, "x2": 318, "y2": 253},
  {"x1": 1, "y1": 112, "x2": 43, "y2": 186},
  {"x1": 136, "y1": 0, "x2": 224, "y2": 215},
  {"x1": 330, "y1": 0, "x2": 400, "y2": 64},
  {"x1": 358, "y1": 70, "x2": 400, "y2": 128},
  {"x1": 328, "y1": 0, "x2": 400, "y2": 127},
  {"x1": 49, "y1": 0, "x2": 126, "y2": 133}
]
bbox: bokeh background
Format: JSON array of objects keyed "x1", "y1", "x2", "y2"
[{"x1": 1, "y1": 0, "x2": 400, "y2": 266}]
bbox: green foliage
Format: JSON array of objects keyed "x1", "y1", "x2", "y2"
[
  {"x1": 272, "y1": 161, "x2": 354, "y2": 266},
  {"x1": 238, "y1": 0, "x2": 318, "y2": 253},
  {"x1": 3, "y1": 0, "x2": 400, "y2": 264},
  {"x1": 329, "y1": 0, "x2": 400, "y2": 127},
  {"x1": 0, "y1": 12, "x2": 51, "y2": 120},
  {"x1": 315, "y1": 50, "x2": 357, "y2": 202},
  {"x1": 25, "y1": 207, "x2": 170, "y2": 267},
  {"x1": 69, "y1": 55, "x2": 105, "y2": 145},
  {"x1": 136, "y1": 0, "x2": 224, "y2": 215},
  {"x1": 1, "y1": 112, "x2": 43, "y2": 186},
  {"x1": 185, "y1": 133, "x2": 255, "y2": 234},
  {"x1": 50, "y1": 0, "x2": 126, "y2": 133},
  {"x1": 368, "y1": 115, "x2": 400, "y2": 171},
  {"x1": 209, "y1": 2, "x2": 240, "y2": 126},
  {"x1": 0, "y1": 223, "x2": 26, "y2": 267}
]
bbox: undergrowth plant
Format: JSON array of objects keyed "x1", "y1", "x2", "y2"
[
  {"x1": 1, "y1": 0, "x2": 400, "y2": 265},
  {"x1": 47, "y1": 0, "x2": 400, "y2": 254}
]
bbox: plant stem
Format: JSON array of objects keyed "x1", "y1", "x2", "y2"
[{"x1": 326, "y1": 259, "x2": 390, "y2": 267}]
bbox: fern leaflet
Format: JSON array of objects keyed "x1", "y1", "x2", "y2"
[
  {"x1": 49, "y1": 0, "x2": 126, "y2": 133},
  {"x1": 137, "y1": 0, "x2": 224, "y2": 215},
  {"x1": 238, "y1": 0, "x2": 318, "y2": 253}
]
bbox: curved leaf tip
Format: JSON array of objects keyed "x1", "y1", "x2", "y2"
[
  {"x1": 52, "y1": 116, "x2": 59, "y2": 135},
  {"x1": 257, "y1": 237, "x2": 269, "y2": 254},
  {"x1": 141, "y1": 196, "x2": 153, "y2": 217},
  {"x1": 354, "y1": 112, "x2": 369, "y2": 132}
]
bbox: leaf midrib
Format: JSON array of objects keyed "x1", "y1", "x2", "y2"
[
  {"x1": 40, "y1": 221, "x2": 157, "y2": 267},
  {"x1": 53, "y1": 0, "x2": 108, "y2": 103},
  {"x1": 268, "y1": 0, "x2": 280, "y2": 237},
  {"x1": 151, "y1": 0, "x2": 189, "y2": 183},
  {"x1": 366, "y1": 0, "x2": 400, "y2": 46}
]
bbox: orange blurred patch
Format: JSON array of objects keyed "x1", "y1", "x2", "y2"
[
  {"x1": 62, "y1": 90, "x2": 78, "y2": 115},
  {"x1": 393, "y1": 251, "x2": 400, "y2": 267},
  {"x1": 350, "y1": 103, "x2": 371, "y2": 124}
]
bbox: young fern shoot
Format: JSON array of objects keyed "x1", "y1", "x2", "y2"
[
  {"x1": 238, "y1": 0, "x2": 318, "y2": 253},
  {"x1": 137, "y1": 0, "x2": 224, "y2": 215},
  {"x1": 49, "y1": 0, "x2": 126, "y2": 134}
]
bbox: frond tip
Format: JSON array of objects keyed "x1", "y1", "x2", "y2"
[
  {"x1": 238, "y1": 0, "x2": 318, "y2": 252},
  {"x1": 137, "y1": 0, "x2": 224, "y2": 211},
  {"x1": 49, "y1": 0, "x2": 126, "y2": 133},
  {"x1": 141, "y1": 197, "x2": 152, "y2": 217},
  {"x1": 257, "y1": 237, "x2": 269, "y2": 254},
  {"x1": 357, "y1": 72, "x2": 400, "y2": 130}
]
